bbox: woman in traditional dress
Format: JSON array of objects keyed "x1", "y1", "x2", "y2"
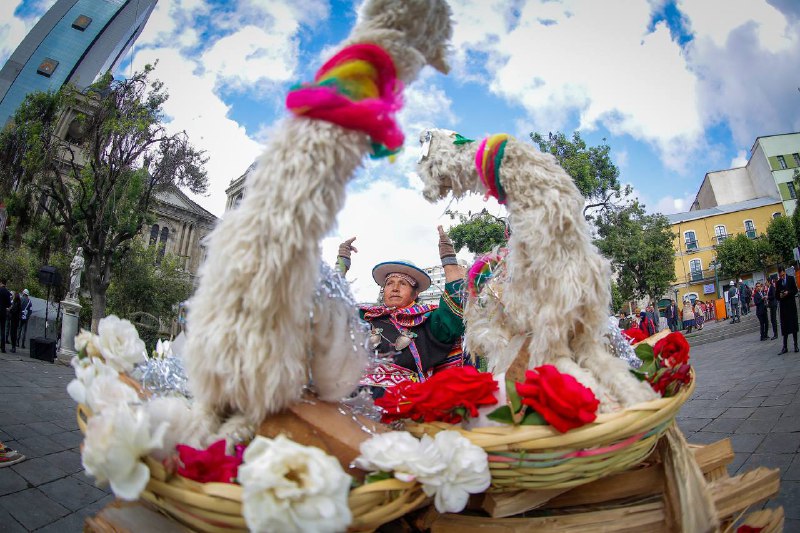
[
  {"x1": 337, "y1": 227, "x2": 466, "y2": 394},
  {"x1": 682, "y1": 299, "x2": 696, "y2": 333}
]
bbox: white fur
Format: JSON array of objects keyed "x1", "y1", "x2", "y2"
[
  {"x1": 417, "y1": 130, "x2": 656, "y2": 411},
  {"x1": 183, "y1": 1, "x2": 454, "y2": 431}
]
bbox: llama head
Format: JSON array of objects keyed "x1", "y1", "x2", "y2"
[
  {"x1": 417, "y1": 128, "x2": 483, "y2": 202},
  {"x1": 352, "y1": 0, "x2": 453, "y2": 76}
]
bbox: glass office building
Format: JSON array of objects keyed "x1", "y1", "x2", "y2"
[{"x1": 0, "y1": 0, "x2": 158, "y2": 126}]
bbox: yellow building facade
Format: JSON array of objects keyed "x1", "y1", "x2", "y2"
[{"x1": 667, "y1": 197, "x2": 785, "y2": 304}]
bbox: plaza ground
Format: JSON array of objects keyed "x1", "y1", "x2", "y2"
[{"x1": 0, "y1": 330, "x2": 798, "y2": 531}]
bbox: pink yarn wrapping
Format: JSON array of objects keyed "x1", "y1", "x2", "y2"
[{"x1": 286, "y1": 43, "x2": 404, "y2": 151}]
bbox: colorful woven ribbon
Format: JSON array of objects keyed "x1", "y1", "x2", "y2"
[
  {"x1": 467, "y1": 251, "x2": 506, "y2": 297},
  {"x1": 286, "y1": 43, "x2": 403, "y2": 158},
  {"x1": 475, "y1": 134, "x2": 510, "y2": 204}
]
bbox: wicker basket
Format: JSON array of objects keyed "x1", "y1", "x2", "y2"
[
  {"x1": 77, "y1": 404, "x2": 427, "y2": 532},
  {"x1": 405, "y1": 371, "x2": 695, "y2": 492}
]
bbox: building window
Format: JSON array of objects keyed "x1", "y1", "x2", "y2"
[
  {"x1": 744, "y1": 220, "x2": 756, "y2": 239},
  {"x1": 72, "y1": 15, "x2": 92, "y2": 31},
  {"x1": 714, "y1": 225, "x2": 728, "y2": 245},
  {"x1": 778, "y1": 155, "x2": 787, "y2": 169},
  {"x1": 685, "y1": 292, "x2": 698, "y2": 303},
  {"x1": 36, "y1": 58, "x2": 58, "y2": 77},
  {"x1": 788, "y1": 182, "x2": 797, "y2": 199},
  {"x1": 149, "y1": 224, "x2": 159, "y2": 246},
  {"x1": 684, "y1": 230, "x2": 698, "y2": 251},
  {"x1": 773, "y1": 212, "x2": 782, "y2": 219},
  {"x1": 158, "y1": 227, "x2": 169, "y2": 260},
  {"x1": 689, "y1": 259, "x2": 703, "y2": 282},
  {"x1": 794, "y1": 153, "x2": 800, "y2": 166}
]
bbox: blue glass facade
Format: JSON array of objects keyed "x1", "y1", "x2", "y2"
[{"x1": 0, "y1": 0, "x2": 155, "y2": 126}]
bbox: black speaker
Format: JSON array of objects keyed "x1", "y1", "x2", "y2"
[
  {"x1": 30, "y1": 337, "x2": 56, "y2": 363},
  {"x1": 38, "y1": 266, "x2": 61, "y2": 287}
]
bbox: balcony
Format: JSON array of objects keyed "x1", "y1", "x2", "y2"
[
  {"x1": 715, "y1": 234, "x2": 728, "y2": 245},
  {"x1": 685, "y1": 268, "x2": 716, "y2": 284},
  {"x1": 746, "y1": 229, "x2": 757, "y2": 239},
  {"x1": 685, "y1": 239, "x2": 698, "y2": 252}
]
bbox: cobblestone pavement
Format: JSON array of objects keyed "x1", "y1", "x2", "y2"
[{"x1": 0, "y1": 332, "x2": 798, "y2": 531}]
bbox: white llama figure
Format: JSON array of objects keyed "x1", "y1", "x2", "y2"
[
  {"x1": 416, "y1": 129, "x2": 657, "y2": 411},
  {"x1": 183, "y1": 1, "x2": 454, "y2": 433}
]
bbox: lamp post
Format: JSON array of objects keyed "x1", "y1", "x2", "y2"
[{"x1": 673, "y1": 288, "x2": 679, "y2": 331}]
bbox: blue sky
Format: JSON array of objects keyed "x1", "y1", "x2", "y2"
[{"x1": 2, "y1": 0, "x2": 799, "y2": 300}]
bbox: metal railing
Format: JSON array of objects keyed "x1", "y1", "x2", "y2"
[
  {"x1": 746, "y1": 229, "x2": 757, "y2": 239},
  {"x1": 685, "y1": 239, "x2": 698, "y2": 251}
]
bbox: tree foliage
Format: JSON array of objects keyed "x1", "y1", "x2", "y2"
[
  {"x1": 106, "y1": 240, "x2": 192, "y2": 332},
  {"x1": 446, "y1": 209, "x2": 507, "y2": 255},
  {"x1": 0, "y1": 65, "x2": 208, "y2": 329},
  {"x1": 714, "y1": 233, "x2": 759, "y2": 280},
  {"x1": 594, "y1": 202, "x2": 676, "y2": 303},
  {"x1": 530, "y1": 131, "x2": 631, "y2": 220},
  {"x1": 766, "y1": 215, "x2": 796, "y2": 265}
]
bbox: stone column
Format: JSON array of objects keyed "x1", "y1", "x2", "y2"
[{"x1": 57, "y1": 298, "x2": 82, "y2": 364}]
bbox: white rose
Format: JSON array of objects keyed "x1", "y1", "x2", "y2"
[
  {"x1": 415, "y1": 431, "x2": 491, "y2": 513},
  {"x1": 239, "y1": 435, "x2": 352, "y2": 533},
  {"x1": 356, "y1": 431, "x2": 443, "y2": 483},
  {"x1": 81, "y1": 404, "x2": 166, "y2": 500},
  {"x1": 154, "y1": 339, "x2": 173, "y2": 359},
  {"x1": 67, "y1": 356, "x2": 118, "y2": 405},
  {"x1": 85, "y1": 374, "x2": 140, "y2": 414},
  {"x1": 74, "y1": 330, "x2": 101, "y2": 358},
  {"x1": 96, "y1": 315, "x2": 146, "y2": 373}
]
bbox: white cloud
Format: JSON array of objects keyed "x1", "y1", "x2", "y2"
[
  {"x1": 652, "y1": 194, "x2": 695, "y2": 215},
  {"x1": 0, "y1": 0, "x2": 56, "y2": 64},
  {"x1": 681, "y1": 0, "x2": 800, "y2": 148},
  {"x1": 730, "y1": 150, "x2": 749, "y2": 168},
  {"x1": 201, "y1": 25, "x2": 298, "y2": 89},
  {"x1": 133, "y1": 47, "x2": 262, "y2": 215}
]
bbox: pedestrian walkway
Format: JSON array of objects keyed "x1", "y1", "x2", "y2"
[{"x1": 0, "y1": 332, "x2": 798, "y2": 531}]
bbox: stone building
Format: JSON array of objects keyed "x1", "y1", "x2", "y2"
[
  {"x1": 224, "y1": 162, "x2": 254, "y2": 211},
  {"x1": 142, "y1": 185, "x2": 217, "y2": 278}
]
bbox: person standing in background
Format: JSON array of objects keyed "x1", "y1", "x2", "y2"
[
  {"x1": 754, "y1": 282, "x2": 769, "y2": 341},
  {"x1": 0, "y1": 279, "x2": 10, "y2": 353},
  {"x1": 768, "y1": 276, "x2": 778, "y2": 340},
  {"x1": 776, "y1": 266, "x2": 799, "y2": 354},
  {"x1": 17, "y1": 289, "x2": 32, "y2": 349}
]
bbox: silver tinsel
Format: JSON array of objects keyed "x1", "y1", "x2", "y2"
[
  {"x1": 134, "y1": 355, "x2": 191, "y2": 398},
  {"x1": 607, "y1": 317, "x2": 642, "y2": 369}
]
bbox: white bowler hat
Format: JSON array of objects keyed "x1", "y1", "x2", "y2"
[{"x1": 372, "y1": 260, "x2": 432, "y2": 292}]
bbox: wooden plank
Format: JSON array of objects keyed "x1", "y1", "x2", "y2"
[
  {"x1": 709, "y1": 467, "x2": 781, "y2": 520},
  {"x1": 690, "y1": 438, "x2": 734, "y2": 476},
  {"x1": 482, "y1": 488, "x2": 569, "y2": 518},
  {"x1": 739, "y1": 507, "x2": 785, "y2": 533},
  {"x1": 546, "y1": 465, "x2": 664, "y2": 509},
  {"x1": 430, "y1": 501, "x2": 667, "y2": 533}
]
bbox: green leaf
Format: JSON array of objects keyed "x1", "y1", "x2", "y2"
[
  {"x1": 486, "y1": 405, "x2": 515, "y2": 425},
  {"x1": 635, "y1": 343, "x2": 655, "y2": 363},
  {"x1": 520, "y1": 410, "x2": 547, "y2": 425},
  {"x1": 506, "y1": 376, "x2": 522, "y2": 414},
  {"x1": 629, "y1": 369, "x2": 647, "y2": 382},
  {"x1": 365, "y1": 471, "x2": 393, "y2": 484}
]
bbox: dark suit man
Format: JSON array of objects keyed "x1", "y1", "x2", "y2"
[
  {"x1": 767, "y1": 277, "x2": 778, "y2": 340},
  {"x1": 0, "y1": 279, "x2": 10, "y2": 353},
  {"x1": 664, "y1": 300, "x2": 679, "y2": 331},
  {"x1": 776, "y1": 266, "x2": 798, "y2": 354}
]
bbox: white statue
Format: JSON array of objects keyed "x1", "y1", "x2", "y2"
[{"x1": 68, "y1": 247, "x2": 85, "y2": 300}]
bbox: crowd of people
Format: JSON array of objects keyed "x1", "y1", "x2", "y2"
[
  {"x1": 617, "y1": 266, "x2": 800, "y2": 355},
  {"x1": 0, "y1": 278, "x2": 33, "y2": 354}
]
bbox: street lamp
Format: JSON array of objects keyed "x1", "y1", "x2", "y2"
[{"x1": 673, "y1": 288, "x2": 679, "y2": 331}]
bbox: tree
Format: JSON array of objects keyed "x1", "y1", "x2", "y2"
[
  {"x1": 0, "y1": 66, "x2": 208, "y2": 329},
  {"x1": 594, "y1": 202, "x2": 676, "y2": 304},
  {"x1": 530, "y1": 131, "x2": 631, "y2": 220},
  {"x1": 791, "y1": 170, "x2": 800, "y2": 246},
  {"x1": 106, "y1": 240, "x2": 193, "y2": 345},
  {"x1": 610, "y1": 281, "x2": 624, "y2": 314},
  {"x1": 714, "y1": 233, "x2": 759, "y2": 280},
  {"x1": 446, "y1": 209, "x2": 507, "y2": 255},
  {"x1": 766, "y1": 215, "x2": 796, "y2": 265}
]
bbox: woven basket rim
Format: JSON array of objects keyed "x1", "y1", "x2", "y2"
[{"x1": 406, "y1": 370, "x2": 695, "y2": 451}]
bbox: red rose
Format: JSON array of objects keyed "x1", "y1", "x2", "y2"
[
  {"x1": 653, "y1": 332, "x2": 690, "y2": 367},
  {"x1": 649, "y1": 364, "x2": 692, "y2": 397},
  {"x1": 515, "y1": 365, "x2": 599, "y2": 433},
  {"x1": 176, "y1": 439, "x2": 243, "y2": 484},
  {"x1": 622, "y1": 328, "x2": 647, "y2": 344},
  {"x1": 736, "y1": 526, "x2": 763, "y2": 533},
  {"x1": 376, "y1": 366, "x2": 498, "y2": 423}
]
